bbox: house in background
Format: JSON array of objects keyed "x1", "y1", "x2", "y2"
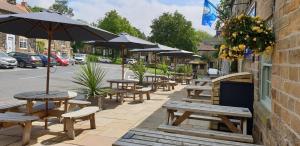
[{"x1": 0, "y1": 0, "x2": 36, "y2": 53}]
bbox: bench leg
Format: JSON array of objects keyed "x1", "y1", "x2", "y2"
[
  {"x1": 146, "y1": 92, "x2": 150, "y2": 100},
  {"x1": 65, "y1": 118, "x2": 75, "y2": 140},
  {"x1": 119, "y1": 93, "x2": 124, "y2": 104},
  {"x1": 139, "y1": 93, "x2": 143, "y2": 102},
  {"x1": 90, "y1": 114, "x2": 96, "y2": 129},
  {"x1": 22, "y1": 122, "x2": 32, "y2": 146}
]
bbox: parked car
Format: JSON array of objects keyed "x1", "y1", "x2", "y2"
[
  {"x1": 61, "y1": 55, "x2": 75, "y2": 65},
  {"x1": 74, "y1": 53, "x2": 87, "y2": 64},
  {"x1": 51, "y1": 53, "x2": 69, "y2": 66},
  {"x1": 0, "y1": 51, "x2": 17, "y2": 69},
  {"x1": 99, "y1": 57, "x2": 112, "y2": 63},
  {"x1": 8, "y1": 52, "x2": 42, "y2": 68},
  {"x1": 126, "y1": 58, "x2": 137, "y2": 64},
  {"x1": 37, "y1": 54, "x2": 57, "y2": 67}
]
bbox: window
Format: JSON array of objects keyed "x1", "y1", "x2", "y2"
[
  {"x1": 260, "y1": 56, "x2": 272, "y2": 110},
  {"x1": 19, "y1": 37, "x2": 27, "y2": 49}
]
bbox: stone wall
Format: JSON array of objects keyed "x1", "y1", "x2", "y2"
[{"x1": 232, "y1": 0, "x2": 300, "y2": 145}]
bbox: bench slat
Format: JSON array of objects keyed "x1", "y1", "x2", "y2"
[
  {"x1": 113, "y1": 128, "x2": 261, "y2": 146},
  {"x1": 158, "y1": 124, "x2": 253, "y2": 143},
  {"x1": 68, "y1": 100, "x2": 91, "y2": 105},
  {"x1": 62, "y1": 106, "x2": 99, "y2": 118},
  {"x1": 0, "y1": 113, "x2": 39, "y2": 122},
  {"x1": 174, "y1": 112, "x2": 240, "y2": 124}
]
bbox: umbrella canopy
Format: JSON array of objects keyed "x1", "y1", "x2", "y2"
[
  {"x1": 159, "y1": 50, "x2": 194, "y2": 57},
  {"x1": 89, "y1": 33, "x2": 157, "y2": 79},
  {"x1": 0, "y1": 11, "x2": 117, "y2": 41},
  {"x1": 89, "y1": 33, "x2": 156, "y2": 48},
  {"x1": 0, "y1": 11, "x2": 117, "y2": 93},
  {"x1": 130, "y1": 44, "x2": 178, "y2": 52}
]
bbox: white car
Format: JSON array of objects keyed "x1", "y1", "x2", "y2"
[
  {"x1": 0, "y1": 51, "x2": 17, "y2": 69},
  {"x1": 74, "y1": 54, "x2": 87, "y2": 64},
  {"x1": 127, "y1": 59, "x2": 137, "y2": 64}
]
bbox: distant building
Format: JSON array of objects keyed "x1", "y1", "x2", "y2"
[{"x1": 0, "y1": 0, "x2": 36, "y2": 53}]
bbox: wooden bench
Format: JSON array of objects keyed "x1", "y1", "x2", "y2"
[
  {"x1": 62, "y1": 106, "x2": 99, "y2": 139},
  {"x1": 0, "y1": 99, "x2": 26, "y2": 113},
  {"x1": 158, "y1": 124, "x2": 254, "y2": 143},
  {"x1": 113, "y1": 128, "x2": 261, "y2": 146},
  {"x1": 133, "y1": 87, "x2": 151, "y2": 102},
  {"x1": 108, "y1": 89, "x2": 127, "y2": 103},
  {"x1": 0, "y1": 113, "x2": 39, "y2": 145},
  {"x1": 67, "y1": 100, "x2": 91, "y2": 112}
]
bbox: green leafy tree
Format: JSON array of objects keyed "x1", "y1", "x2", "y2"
[
  {"x1": 196, "y1": 31, "x2": 212, "y2": 42},
  {"x1": 30, "y1": 6, "x2": 44, "y2": 12},
  {"x1": 49, "y1": 0, "x2": 74, "y2": 17},
  {"x1": 36, "y1": 40, "x2": 45, "y2": 53},
  {"x1": 215, "y1": 0, "x2": 231, "y2": 30},
  {"x1": 150, "y1": 11, "x2": 199, "y2": 52},
  {"x1": 97, "y1": 10, "x2": 145, "y2": 39}
]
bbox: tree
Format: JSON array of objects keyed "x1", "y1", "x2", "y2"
[
  {"x1": 97, "y1": 10, "x2": 145, "y2": 39},
  {"x1": 30, "y1": 6, "x2": 44, "y2": 12},
  {"x1": 149, "y1": 11, "x2": 199, "y2": 52},
  {"x1": 71, "y1": 41, "x2": 84, "y2": 53},
  {"x1": 215, "y1": 0, "x2": 232, "y2": 30},
  {"x1": 196, "y1": 31, "x2": 212, "y2": 42},
  {"x1": 36, "y1": 40, "x2": 45, "y2": 53},
  {"x1": 49, "y1": 0, "x2": 74, "y2": 17}
]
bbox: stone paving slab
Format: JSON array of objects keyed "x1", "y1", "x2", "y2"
[{"x1": 0, "y1": 84, "x2": 186, "y2": 146}]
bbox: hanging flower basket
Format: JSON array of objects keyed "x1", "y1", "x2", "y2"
[{"x1": 219, "y1": 14, "x2": 275, "y2": 60}]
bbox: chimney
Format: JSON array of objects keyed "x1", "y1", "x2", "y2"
[
  {"x1": 21, "y1": 1, "x2": 27, "y2": 7},
  {"x1": 6, "y1": 0, "x2": 16, "y2": 5}
]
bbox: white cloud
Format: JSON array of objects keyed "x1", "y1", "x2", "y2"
[{"x1": 20, "y1": 0, "x2": 217, "y2": 36}]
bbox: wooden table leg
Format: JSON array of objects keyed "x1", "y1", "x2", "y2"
[
  {"x1": 172, "y1": 111, "x2": 192, "y2": 126},
  {"x1": 26, "y1": 100, "x2": 33, "y2": 114},
  {"x1": 64, "y1": 99, "x2": 68, "y2": 131},
  {"x1": 242, "y1": 118, "x2": 247, "y2": 135},
  {"x1": 219, "y1": 116, "x2": 241, "y2": 133}
]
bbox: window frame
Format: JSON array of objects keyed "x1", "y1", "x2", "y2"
[
  {"x1": 19, "y1": 37, "x2": 27, "y2": 49},
  {"x1": 260, "y1": 56, "x2": 272, "y2": 111}
]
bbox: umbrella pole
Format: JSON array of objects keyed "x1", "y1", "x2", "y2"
[
  {"x1": 154, "y1": 52, "x2": 157, "y2": 82},
  {"x1": 45, "y1": 28, "x2": 52, "y2": 130},
  {"x1": 121, "y1": 46, "x2": 125, "y2": 80}
]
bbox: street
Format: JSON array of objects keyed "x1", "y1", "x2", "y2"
[{"x1": 0, "y1": 63, "x2": 128, "y2": 99}]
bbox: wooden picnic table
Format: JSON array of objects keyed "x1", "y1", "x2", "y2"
[
  {"x1": 194, "y1": 79, "x2": 212, "y2": 86},
  {"x1": 163, "y1": 101, "x2": 252, "y2": 135},
  {"x1": 113, "y1": 128, "x2": 261, "y2": 146},
  {"x1": 107, "y1": 79, "x2": 139, "y2": 90},
  {"x1": 14, "y1": 91, "x2": 77, "y2": 129},
  {"x1": 185, "y1": 85, "x2": 212, "y2": 100}
]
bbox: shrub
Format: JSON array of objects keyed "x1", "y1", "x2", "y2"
[
  {"x1": 86, "y1": 54, "x2": 99, "y2": 62},
  {"x1": 130, "y1": 61, "x2": 147, "y2": 85}
]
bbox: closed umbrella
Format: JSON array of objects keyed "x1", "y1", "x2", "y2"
[
  {"x1": 0, "y1": 11, "x2": 117, "y2": 129},
  {"x1": 130, "y1": 44, "x2": 178, "y2": 81},
  {"x1": 89, "y1": 33, "x2": 157, "y2": 79}
]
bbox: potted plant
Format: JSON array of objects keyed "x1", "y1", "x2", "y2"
[
  {"x1": 130, "y1": 61, "x2": 147, "y2": 86},
  {"x1": 73, "y1": 62, "x2": 107, "y2": 110}
]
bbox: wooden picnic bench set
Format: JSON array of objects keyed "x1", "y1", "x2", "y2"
[
  {"x1": 114, "y1": 72, "x2": 260, "y2": 146},
  {"x1": 0, "y1": 91, "x2": 100, "y2": 145}
]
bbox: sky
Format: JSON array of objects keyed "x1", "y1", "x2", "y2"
[{"x1": 17, "y1": 0, "x2": 219, "y2": 36}]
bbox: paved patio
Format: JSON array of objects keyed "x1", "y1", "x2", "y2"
[{"x1": 0, "y1": 84, "x2": 193, "y2": 146}]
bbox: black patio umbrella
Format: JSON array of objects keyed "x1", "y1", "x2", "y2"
[
  {"x1": 88, "y1": 33, "x2": 157, "y2": 79},
  {"x1": 159, "y1": 50, "x2": 194, "y2": 71},
  {"x1": 130, "y1": 44, "x2": 178, "y2": 81},
  {"x1": 0, "y1": 11, "x2": 117, "y2": 94},
  {"x1": 0, "y1": 11, "x2": 117, "y2": 129}
]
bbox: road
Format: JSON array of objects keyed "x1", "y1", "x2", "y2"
[{"x1": 0, "y1": 63, "x2": 130, "y2": 99}]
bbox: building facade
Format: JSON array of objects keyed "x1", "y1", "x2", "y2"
[
  {"x1": 230, "y1": 0, "x2": 300, "y2": 145},
  {"x1": 0, "y1": 0, "x2": 37, "y2": 53}
]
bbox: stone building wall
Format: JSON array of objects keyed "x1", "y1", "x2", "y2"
[{"x1": 232, "y1": 0, "x2": 300, "y2": 145}]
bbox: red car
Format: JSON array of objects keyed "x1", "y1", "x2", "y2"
[{"x1": 51, "y1": 53, "x2": 69, "y2": 66}]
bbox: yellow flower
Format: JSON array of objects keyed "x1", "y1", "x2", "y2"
[
  {"x1": 232, "y1": 46, "x2": 238, "y2": 51},
  {"x1": 255, "y1": 16, "x2": 261, "y2": 20},
  {"x1": 257, "y1": 29, "x2": 263, "y2": 33},
  {"x1": 252, "y1": 26, "x2": 260, "y2": 31},
  {"x1": 253, "y1": 38, "x2": 257, "y2": 41},
  {"x1": 238, "y1": 14, "x2": 244, "y2": 20},
  {"x1": 220, "y1": 44, "x2": 227, "y2": 50},
  {"x1": 238, "y1": 44, "x2": 246, "y2": 50},
  {"x1": 232, "y1": 32, "x2": 237, "y2": 38}
]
